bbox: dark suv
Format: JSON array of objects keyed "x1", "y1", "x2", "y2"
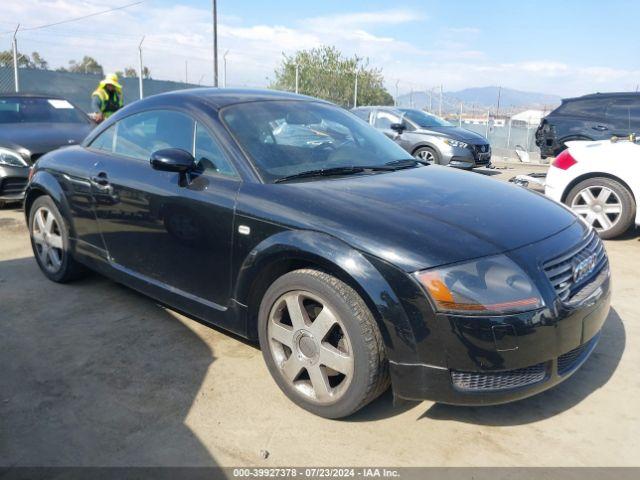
[
  {"x1": 353, "y1": 106, "x2": 491, "y2": 169},
  {"x1": 536, "y1": 92, "x2": 640, "y2": 158}
]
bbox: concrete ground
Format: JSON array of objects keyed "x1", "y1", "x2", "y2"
[{"x1": 1, "y1": 163, "x2": 638, "y2": 467}]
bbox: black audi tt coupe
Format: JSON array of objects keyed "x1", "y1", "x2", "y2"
[{"x1": 24, "y1": 89, "x2": 611, "y2": 418}]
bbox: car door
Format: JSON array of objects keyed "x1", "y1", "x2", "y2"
[
  {"x1": 372, "y1": 110, "x2": 413, "y2": 152},
  {"x1": 87, "y1": 108, "x2": 241, "y2": 308},
  {"x1": 604, "y1": 99, "x2": 634, "y2": 137}
]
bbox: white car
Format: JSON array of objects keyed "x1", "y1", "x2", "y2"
[{"x1": 545, "y1": 139, "x2": 639, "y2": 239}]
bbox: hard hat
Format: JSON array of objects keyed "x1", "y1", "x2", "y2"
[{"x1": 102, "y1": 73, "x2": 122, "y2": 89}]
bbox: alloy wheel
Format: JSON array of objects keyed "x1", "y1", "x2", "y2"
[
  {"x1": 31, "y1": 206, "x2": 64, "y2": 273},
  {"x1": 415, "y1": 149, "x2": 435, "y2": 164},
  {"x1": 570, "y1": 186, "x2": 623, "y2": 232},
  {"x1": 267, "y1": 290, "x2": 354, "y2": 405}
]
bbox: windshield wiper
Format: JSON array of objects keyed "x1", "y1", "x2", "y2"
[
  {"x1": 384, "y1": 158, "x2": 427, "y2": 168},
  {"x1": 274, "y1": 165, "x2": 396, "y2": 183}
]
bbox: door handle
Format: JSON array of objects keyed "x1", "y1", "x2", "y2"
[
  {"x1": 592, "y1": 125, "x2": 608, "y2": 131},
  {"x1": 91, "y1": 172, "x2": 110, "y2": 187}
]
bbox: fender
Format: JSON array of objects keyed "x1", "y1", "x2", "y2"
[
  {"x1": 24, "y1": 170, "x2": 75, "y2": 235},
  {"x1": 234, "y1": 229, "x2": 420, "y2": 364}
]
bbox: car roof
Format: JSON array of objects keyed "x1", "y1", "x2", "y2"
[
  {"x1": 0, "y1": 92, "x2": 68, "y2": 100},
  {"x1": 564, "y1": 91, "x2": 640, "y2": 102},
  {"x1": 154, "y1": 88, "x2": 330, "y2": 109}
]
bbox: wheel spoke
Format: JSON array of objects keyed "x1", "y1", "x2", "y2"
[
  {"x1": 604, "y1": 204, "x2": 622, "y2": 214},
  {"x1": 596, "y1": 213, "x2": 612, "y2": 230},
  {"x1": 597, "y1": 188, "x2": 612, "y2": 203},
  {"x1": 281, "y1": 355, "x2": 304, "y2": 382},
  {"x1": 571, "y1": 205, "x2": 591, "y2": 213},
  {"x1": 35, "y1": 210, "x2": 46, "y2": 232},
  {"x1": 319, "y1": 344, "x2": 352, "y2": 375},
  {"x1": 284, "y1": 293, "x2": 308, "y2": 330},
  {"x1": 48, "y1": 233, "x2": 63, "y2": 250},
  {"x1": 579, "y1": 189, "x2": 597, "y2": 205},
  {"x1": 310, "y1": 307, "x2": 337, "y2": 339},
  {"x1": 270, "y1": 321, "x2": 294, "y2": 348},
  {"x1": 307, "y1": 364, "x2": 331, "y2": 401},
  {"x1": 32, "y1": 230, "x2": 45, "y2": 244},
  {"x1": 47, "y1": 247, "x2": 61, "y2": 268},
  {"x1": 44, "y1": 211, "x2": 55, "y2": 234}
]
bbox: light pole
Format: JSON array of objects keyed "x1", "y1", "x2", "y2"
[
  {"x1": 212, "y1": 0, "x2": 218, "y2": 87},
  {"x1": 12, "y1": 24, "x2": 20, "y2": 92},
  {"x1": 138, "y1": 36, "x2": 145, "y2": 99},
  {"x1": 223, "y1": 50, "x2": 229, "y2": 88}
]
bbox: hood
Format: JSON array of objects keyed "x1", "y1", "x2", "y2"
[
  {"x1": 416, "y1": 125, "x2": 488, "y2": 144},
  {"x1": 0, "y1": 123, "x2": 93, "y2": 161},
  {"x1": 268, "y1": 166, "x2": 577, "y2": 271}
]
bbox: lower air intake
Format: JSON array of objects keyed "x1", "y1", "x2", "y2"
[{"x1": 451, "y1": 363, "x2": 546, "y2": 392}]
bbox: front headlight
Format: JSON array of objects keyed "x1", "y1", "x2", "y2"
[
  {"x1": 444, "y1": 139, "x2": 468, "y2": 149},
  {"x1": 416, "y1": 255, "x2": 544, "y2": 314},
  {"x1": 0, "y1": 147, "x2": 28, "y2": 167}
]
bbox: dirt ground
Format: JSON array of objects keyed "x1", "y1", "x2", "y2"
[{"x1": 1, "y1": 162, "x2": 638, "y2": 467}]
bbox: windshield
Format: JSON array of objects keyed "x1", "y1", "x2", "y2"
[
  {"x1": 0, "y1": 97, "x2": 88, "y2": 124},
  {"x1": 222, "y1": 100, "x2": 415, "y2": 182},
  {"x1": 399, "y1": 109, "x2": 452, "y2": 128}
]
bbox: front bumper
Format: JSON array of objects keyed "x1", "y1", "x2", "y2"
[
  {"x1": 0, "y1": 165, "x2": 29, "y2": 202},
  {"x1": 441, "y1": 144, "x2": 492, "y2": 169}
]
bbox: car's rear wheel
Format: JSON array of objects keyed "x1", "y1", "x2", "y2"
[
  {"x1": 29, "y1": 195, "x2": 86, "y2": 282},
  {"x1": 413, "y1": 146, "x2": 439, "y2": 165},
  {"x1": 258, "y1": 269, "x2": 389, "y2": 418},
  {"x1": 566, "y1": 177, "x2": 636, "y2": 239}
]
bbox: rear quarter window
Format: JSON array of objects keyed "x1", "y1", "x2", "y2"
[{"x1": 554, "y1": 98, "x2": 607, "y2": 118}]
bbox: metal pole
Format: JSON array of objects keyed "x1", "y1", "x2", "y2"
[
  {"x1": 353, "y1": 71, "x2": 358, "y2": 108},
  {"x1": 439, "y1": 84, "x2": 443, "y2": 117},
  {"x1": 223, "y1": 50, "x2": 229, "y2": 88},
  {"x1": 395, "y1": 80, "x2": 399, "y2": 106},
  {"x1": 485, "y1": 110, "x2": 490, "y2": 138},
  {"x1": 212, "y1": 0, "x2": 218, "y2": 87},
  {"x1": 138, "y1": 36, "x2": 145, "y2": 99},
  {"x1": 294, "y1": 64, "x2": 299, "y2": 94},
  {"x1": 12, "y1": 24, "x2": 20, "y2": 92},
  {"x1": 507, "y1": 119, "x2": 512, "y2": 148},
  {"x1": 459, "y1": 102, "x2": 463, "y2": 127},
  {"x1": 496, "y1": 86, "x2": 502, "y2": 117}
]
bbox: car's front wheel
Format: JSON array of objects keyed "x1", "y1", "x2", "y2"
[
  {"x1": 565, "y1": 177, "x2": 636, "y2": 239},
  {"x1": 413, "y1": 146, "x2": 439, "y2": 165},
  {"x1": 28, "y1": 195, "x2": 86, "y2": 282},
  {"x1": 258, "y1": 269, "x2": 389, "y2": 418}
]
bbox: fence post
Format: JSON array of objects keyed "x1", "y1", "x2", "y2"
[
  {"x1": 459, "y1": 102, "x2": 463, "y2": 127},
  {"x1": 138, "y1": 36, "x2": 145, "y2": 99},
  {"x1": 353, "y1": 71, "x2": 358, "y2": 108},
  {"x1": 507, "y1": 119, "x2": 512, "y2": 148},
  {"x1": 485, "y1": 110, "x2": 490, "y2": 138},
  {"x1": 294, "y1": 64, "x2": 299, "y2": 94},
  {"x1": 12, "y1": 24, "x2": 20, "y2": 92}
]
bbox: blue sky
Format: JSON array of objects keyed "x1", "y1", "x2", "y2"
[{"x1": 3, "y1": 0, "x2": 639, "y2": 96}]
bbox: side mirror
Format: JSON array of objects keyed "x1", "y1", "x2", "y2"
[
  {"x1": 390, "y1": 123, "x2": 406, "y2": 133},
  {"x1": 150, "y1": 148, "x2": 195, "y2": 173}
]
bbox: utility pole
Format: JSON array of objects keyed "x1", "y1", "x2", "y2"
[
  {"x1": 353, "y1": 71, "x2": 358, "y2": 108},
  {"x1": 294, "y1": 64, "x2": 299, "y2": 94},
  {"x1": 395, "y1": 80, "x2": 399, "y2": 106},
  {"x1": 212, "y1": 0, "x2": 218, "y2": 87},
  {"x1": 223, "y1": 50, "x2": 229, "y2": 88},
  {"x1": 496, "y1": 86, "x2": 502, "y2": 117},
  {"x1": 439, "y1": 84, "x2": 443, "y2": 117},
  {"x1": 459, "y1": 102, "x2": 463, "y2": 127},
  {"x1": 138, "y1": 36, "x2": 145, "y2": 99},
  {"x1": 12, "y1": 24, "x2": 20, "y2": 92}
]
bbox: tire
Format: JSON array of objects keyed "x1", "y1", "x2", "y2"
[
  {"x1": 565, "y1": 177, "x2": 636, "y2": 239},
  {"x1": 413, "y1": 146, "x2": 439, "y2": 165},
  {"x1": 28, "y1": 195, "x2": 86, "y2": 282},
  {"x1": 258, "y1": 269, "x2": 390, "y2": 419}
]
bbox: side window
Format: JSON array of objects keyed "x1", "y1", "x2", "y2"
[
  {"x1": 114, "y1": 110, "x2": 194, "y2": 161},
  {"x1": 630, "y1": 100, "x2": 640, "y2": 129},
  {"x1": 194, "y1": 123, "x2": 237, "y2": 178},
  {"x1": 559, "y1": 98, "x2": 606, "y2": 118},
  {"x1": 606, "y1": 100, "x2": 631, "y2": 130},
  {"x1": 90, "y1": 124, "x2": 116, "y2": 152},
  {"x1": 352, "y1": 108, "x2": 371, "y2": 122},
  {"x1": 374, "y1": 111, "x2": 400, "y2": 129}
]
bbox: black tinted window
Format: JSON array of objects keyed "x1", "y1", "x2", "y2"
[
  {"x1": 556, "y1": 98, "x2": 607, "y2": 118},
  {"x1": 90, "y1": 124, "x2": 116, "y2": 152},
  {"x1": 606, "y1": 100, "x2": 631, "y2": 129},
  {"x1": 114, "y1": 110, "x2": 194, "y2": 161},
  {"x1": 352, "y1": 109, "x2": 371, "y2": 122},
  {"x1": 194, "y1": 123, "x2": 237, "y2": 178},
  {"x1": 0, "y1": 97, "x2": 87, "y2": 124}
]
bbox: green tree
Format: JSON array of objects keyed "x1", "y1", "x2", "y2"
[
  {"x1": 0, "y1": 49, "x2": 35, "y2": 68},
  {"x1": 124, "y1": 67, "x2": 137, "y2": 78},
  {"x1": 66, "y1": 56, "x2": 104, "y2": 76},
  {"x1": 270, "y1": 45, "x2": 393, "y2": 108},
  {"x1": 31, "y1": 51, "x2": 48, "y2": 70}
]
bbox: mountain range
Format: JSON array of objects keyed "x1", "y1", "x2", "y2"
[{"x1": 396, "y1": 86, "x2": 563, "y2": 114}]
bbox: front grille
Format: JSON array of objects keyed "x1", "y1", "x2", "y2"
[
  {"x1": 558, "y1": 334, "x2": 600, "y2": 375},
  {"x1": 543, "y1": 230, "x2": 607, "y2": 302},
  {"x1": 0, "y1": 177, "x2": 28, "y2": 195},
  {"x1": 451, "y1": 363, "x2": 546, "y2": 392}
]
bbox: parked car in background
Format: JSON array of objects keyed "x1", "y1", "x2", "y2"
[
  {"x1": 25, "y1": 89, "x2": 610, "y2": 418},
  {"x1": 536, "y1": 92, "x2": 640, "y2": 158},
  {"x1": 0, "y1": 93, "x2": 93, "y2": 206},
  {"x1": 545, "y1": 138, "x2": 639, "y2": 239},
  {"x1": 352, "y1": 106, "x2": 491, "y2": 169}
]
